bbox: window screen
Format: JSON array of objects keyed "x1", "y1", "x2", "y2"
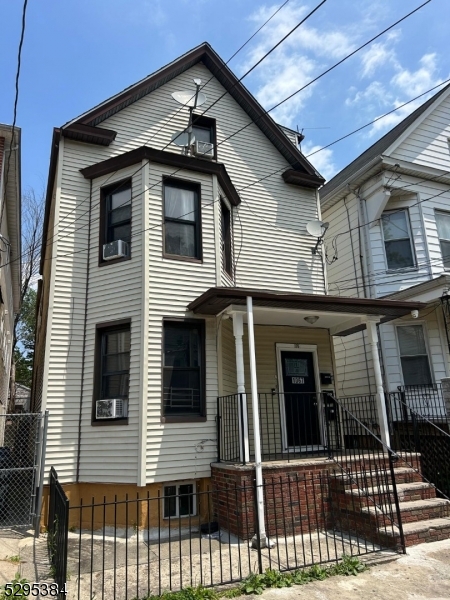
[
  {"x1": 397, "y1": 325, "x2": 432, "y2": 386},
  {"x1": 436, "y1": 211, "x2": 450, "y2": 269},
  {"x1": 381, "y1": 210, "x2": 415, "y2": 270}
]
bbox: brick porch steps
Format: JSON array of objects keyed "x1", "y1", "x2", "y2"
[
  {"x1": 331, "y1": 463, "x2": 450, "y2": 548},
  {"x1": 381, "y1": 517, "x2": 450, "y2": 546},
  {"x1": 344, "y1": 481, "x2": 436, "y2": 506},
  {"x1": 362, "y1": 497, "x2": 450, "y2": 525}
]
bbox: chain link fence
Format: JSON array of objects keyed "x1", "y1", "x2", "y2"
[{"x1": 0, "y1": 412, "x2": 47, "y2": 529}]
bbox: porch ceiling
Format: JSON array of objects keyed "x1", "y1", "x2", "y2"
[{"x1": 188, "y1": 287, "x2": 427, "y2": 336}]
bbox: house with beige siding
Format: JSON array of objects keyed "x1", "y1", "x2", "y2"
[
  {"x1": 0, "y1": 124, "x2": 21, "y2": 414},
  {"x1": 33, "y1": 44, "x2": 424, "y2": 529},
  {"x1": 320, "y1": 82, "x2": 450, "y2": 418}
]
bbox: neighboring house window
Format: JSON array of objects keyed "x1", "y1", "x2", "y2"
[
  {"x1": 163, "y1": 321, "x2": 204, "y2": 416},
  {"x1": 101, "y1": 180, "x2": 132, "y2": 260},
  {"x1": 164, "y1": 180, "x2": 201, "y2": 259},
  {"x1": 94, "y1": 323, "x2": 131, "y2": 419},
  {"x1": 381, "y1": 210, "x2": 415, "y2": 270},
  {"x1": 164, "y1": 482, "x2": 196, "y2": 518},
  {"x1": 435, "y1": 211, "x2": 450, "y2": 269},
  {"x1": 397, "y1": 324, "x2": 432, "y2": 386},
  {"x1": 221, "y1": 199, "x2": 232, "y2": 277}
]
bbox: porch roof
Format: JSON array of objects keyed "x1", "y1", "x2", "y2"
[{"x1": 188, "y1": 287, "x2": 426, "y2": 335}]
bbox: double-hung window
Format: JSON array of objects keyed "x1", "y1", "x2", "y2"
[
  {"x1": 95, "y1": 324, "x2": 131, "y2": 418},
  {"x1": 381, "y1": 209, "x2": 415, "y2": 270},
  {"x1": 164, "y1": 180, "x2": 201, "y2": 259},
  {"x1": 163, "y1": 321, "x2": 204, "y2": 417},
  {"x1": 397, "y1": 324, "x2": 432, "y2": 386},
  {"x1": 435, "y1": 211, "x2": 450, "y2": 269},
  {"x1": 101, "y1": 180, "x2": 132, "y2": 262},
  {"x1": 221, "y1": 199, "x2": 232, "y2": 277}
]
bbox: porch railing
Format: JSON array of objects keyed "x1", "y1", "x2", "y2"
[
  {"x1": 388, "y1": 392, "x2": 450, "y2": 500},
  {"x1": 217, "y1": 392, "x2": 379, "y2": 464},
  {"x1": 395, "y1": 383, "x2": 446, "y2": 420}
]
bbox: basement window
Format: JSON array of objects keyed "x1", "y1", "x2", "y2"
[{"x1": 163, "y1": 482, "x2": 196, "y2": 518}]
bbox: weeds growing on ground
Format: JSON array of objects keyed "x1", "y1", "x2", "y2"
[{"x1": 135, "y1": 555, "x2": 368, "y2": 599}]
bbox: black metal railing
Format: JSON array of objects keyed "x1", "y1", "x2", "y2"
[
  {"x1": 48, "y1": 467, "x2": 69, "y2": 598},
  {"x1": 396, "y1": 383, "x2": 446, "y2": 420},
  {"x1": 66, "y1": 474, "x2": 397, "y2": 600},
  {"x1": 388, "y1": 392, "x2": 450, "y2": 499},
  {"x1": 217, "y1": 392, "x2": 379, "y2": 464}
]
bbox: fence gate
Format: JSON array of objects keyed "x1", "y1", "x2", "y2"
[{"x1": 0, "y1": 412, "x2": 48, "y2": 529}]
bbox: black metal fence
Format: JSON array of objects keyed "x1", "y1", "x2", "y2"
[
  {"x1": 48, "y1": 467, "x2": 69, "y2": 598},
  {"x1": 388, "y1": 392, "x2": 450, "y2": 499},
  {"x1": 396, "y1": 384, "x2": 446, "y2": 420},
  {"x1": 62, "y1": 471, "x2": 399, "y2": 600},
  {"x1": 217, "y1": 392, "x2": 379, "y2": 463}
]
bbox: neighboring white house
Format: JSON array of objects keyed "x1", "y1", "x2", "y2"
[
  {"x1": 0, "y1": 124, "x2": 21, "y2": 413},
  {"x1": 32, "y1": 43, "x2": 422, "y2": 512},
  {"x1": 320, "y1": 83, "x2": 450, "y2": 414}
]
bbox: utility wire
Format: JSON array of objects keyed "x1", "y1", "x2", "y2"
[
  {"x1": 42, "y1": 0, "x2": 432, "y2": 255},
  {"x1": 0, "y1": 0, "x2": 440, "y2": 271},
  {"x1": 0, "y1": 0, "x2": 29, "y2": 236},
  {"x1": 49, "y1": 0, "x2": 294, "y2": 242}
]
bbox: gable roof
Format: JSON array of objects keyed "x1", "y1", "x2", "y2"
[
  {"x1": 63, "y1": 42, "x2": 322, "y2": 180},
  {"x1": 320, "y1": 81, "x2": 450, "y2": 205}
]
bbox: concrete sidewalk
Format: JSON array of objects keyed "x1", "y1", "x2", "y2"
[
  {"x1": 259, "y1": 539, "x2": 450, "y2": 600},
  {"x1": 0, "y1": 529, "x2": 51, "y2": 585}
]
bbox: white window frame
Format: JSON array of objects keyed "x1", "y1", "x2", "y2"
[
  {"x1": 163, "y1": 481, "x2": 197, "y2": 519},
  {"x1": 380, "y1": 209, "x2": 416, "y2": 271},
  {"x1": 395, "y1": 322, "x2": 433, "y2": 387},
  {"x1": 435, "y1": 209, "x2": 450, "y2": 271}
]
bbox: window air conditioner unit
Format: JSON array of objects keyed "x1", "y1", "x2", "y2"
[
  {"x1": 192, "y1": 141, "x2": 214, "y2": 159},
  {"x1": 96, "y1": 398, "x2": 127, "y2": 419},
  {"x1": 103, "y1": 240, "x2": 129, "y2": 261}
]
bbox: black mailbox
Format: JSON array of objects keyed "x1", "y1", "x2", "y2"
[
  {"x1": 320, "y1": 373, "x2": 333, "y2": 385},
  {"x1": 323, "y1": 392, "x2": 337, "y2": 421}
]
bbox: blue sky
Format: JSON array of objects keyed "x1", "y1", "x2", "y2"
[{"x1": 1, "y1": 0, "x2": 449, "y2": 193}]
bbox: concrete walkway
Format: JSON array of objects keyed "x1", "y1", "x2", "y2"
[
  {"x1": 259, "y1": 539, "x2": 450, "y2": 600},
  {"x1": 0, "y1": 529, "x2": 52, "y2": 585}
]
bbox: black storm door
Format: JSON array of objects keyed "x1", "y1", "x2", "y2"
[{"x1": 280, "y1": 351, "x2": 320, "y2": 448}]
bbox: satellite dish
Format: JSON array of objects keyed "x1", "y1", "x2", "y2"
[
  {"x1": 171, "y1": 90, "x2": 207, "y2": 108},
  {"x1": 306, "y1": 220, "x2": 329, "y2": 238},
  {"x1": 171, "y1": 131, "x2": 195, "y2": 147},
  {"x1": 193, "y1": 78, "x2": 202, "y2": 86}
]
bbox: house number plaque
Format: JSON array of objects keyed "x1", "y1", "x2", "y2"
[{"x1": 292, "y1": 377, "x2": 305, "y2": 384}]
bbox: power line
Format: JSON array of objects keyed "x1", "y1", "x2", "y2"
[
  {"x1": 43, "y1": 0, "x2": 432, "y2": 255},
  {"x1": 48, "y1": 0, "x2": 294, "y2": 244},
  {"x1": 0, "y1": 0, "x2": 29, "y2": 235},
  {"x1": 0, "y1": 1, "x2": 440, "y2": 271}
]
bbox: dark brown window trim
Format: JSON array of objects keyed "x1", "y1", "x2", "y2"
[
  {"x1": 163, "y1": 177, "x2": 203, "y2": 261},
  {"x1": 80, "y1": 145, "x2": 241, "y2": 207},
  {"x1": 161, "y1": 318, "x2": 206, "y2": 421},
  {"x1": 91, "y1": 418, "x2": 129, "y2": 427},
  {"x1": 98, "y1": 178, "x2": 132, "y2": 267},
  {"x1": 161, "y1": 416, "x2": 207, "y2": 424},
  {"x1": 191, "y1": 114, "x2": 217, "y2": 160},
  {"x1": 92, "y1": 319, "x2": 132, "y2": 425}
]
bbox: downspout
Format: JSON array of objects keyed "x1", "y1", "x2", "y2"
[
  {"x1": 315, "y1": 188, "x2": 327, "y2": 294},
  {"x1": 76, "y1": 179, "x2": 92, "y2": 483}
]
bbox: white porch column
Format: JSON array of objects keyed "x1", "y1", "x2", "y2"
[
  {"x1": 366, "y1": 318, "x2": 391, "y2": 447},
  {"x1": 246, "y1": 296, "x2": 268, "y2": 546},
  {"x1": 232, "y1": 313, "x2": 250, "y2": 463}
]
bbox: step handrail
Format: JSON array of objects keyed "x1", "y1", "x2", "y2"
[{"x1": 326, "y1": 395, "x2": 405, "y2": 551}]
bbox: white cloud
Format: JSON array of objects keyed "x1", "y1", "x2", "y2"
[
  {"x1": 302, "y1": 141, "x2": 337, "y2": 181},
  {"x1": 360, "y1": 31, "x2": 400, "y2": 77},
  {"x1": 391, "y1": 53, "x2": 439, "y2": 96},
  {"x1": 241, "y1": 1, "x2": 357, "y2": 126}
]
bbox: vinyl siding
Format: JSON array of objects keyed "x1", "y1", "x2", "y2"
[
  {"x1": 391, "y1": 93, "x2": 450, "y2": 171},
  {"x1": 41, "y1": 61, "x2": 324, "y2": 485},
  {"x1": 220, "y1": 322, "x2": 335, "y2": 456}
]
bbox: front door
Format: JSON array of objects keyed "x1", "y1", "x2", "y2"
[{"x1": 279, "y1": 350, "x2": 321, "y2": 448}]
